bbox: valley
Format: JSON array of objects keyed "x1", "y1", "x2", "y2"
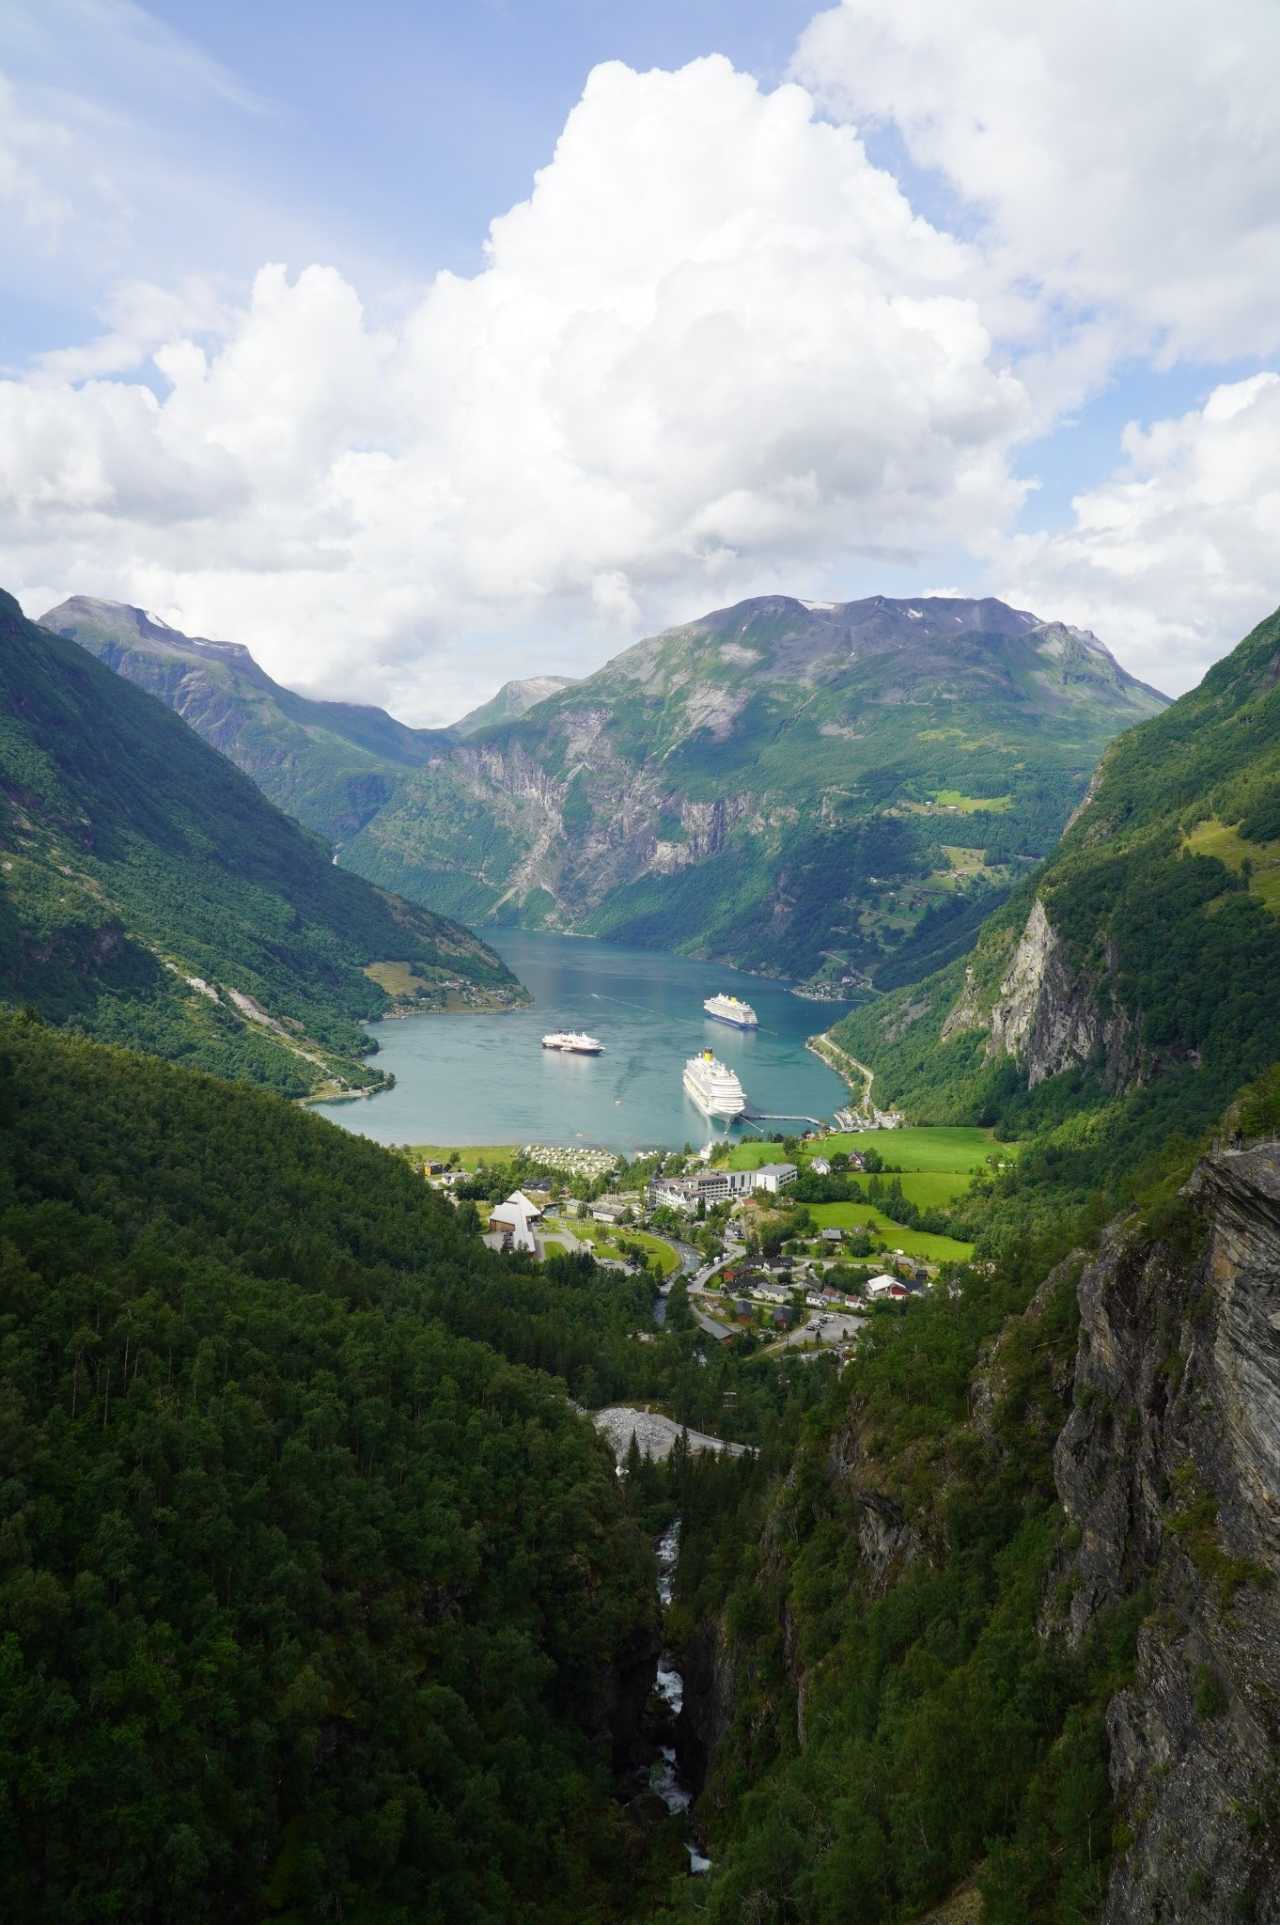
[
  {"x1": 5, "y1": 586, "x2": 1280, "y2": 1925},
  {"x1": 53, "y1": 592, "x2": 1167, "y2": 997}
]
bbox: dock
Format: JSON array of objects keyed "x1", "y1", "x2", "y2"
[{"x1": 742, "y1": 1107, "x2": 827, "y2": 1132}]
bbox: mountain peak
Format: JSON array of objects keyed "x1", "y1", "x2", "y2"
[
  {"x1": 39, "y1": 596, "x2": 443, "y2": 841},
  {"x1": 452, "y1": 673, "x2": 577, "y2": 736},
  {"x1": 41, "y1": 596, "x2": 258, "y2": 668}
]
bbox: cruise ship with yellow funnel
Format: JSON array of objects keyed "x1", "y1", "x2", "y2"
[{"x1": 683, "y1": 1049, "x2": 747, "y2": 1120}]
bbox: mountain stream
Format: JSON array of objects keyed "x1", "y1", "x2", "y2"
[{"x1": 653, "y1": 1523, "x2": 712, "y2": 1876}]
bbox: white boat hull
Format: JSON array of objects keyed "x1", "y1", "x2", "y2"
[
  {"x1": 682, "y1": 1067, "x2": 746, "y2": 1119},
  {"x1": 705, "y1": 1009, "x2": 758, "y2": 1030}
]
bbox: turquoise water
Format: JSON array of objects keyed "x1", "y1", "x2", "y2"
[{"x1": 314, "y1": 930, "x2": 853, "y2": 1152}]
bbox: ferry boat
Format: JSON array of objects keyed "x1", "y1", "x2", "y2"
[
  {"x1": 683, "y1": 1050, "x2": 747, "y2": 1120},
  {"x1": 541, "y1": 1030, "x2": 604, "y2": 1054},
  {"x1": 703, "y1": 991, "x2": 759, "y2": 1029}
]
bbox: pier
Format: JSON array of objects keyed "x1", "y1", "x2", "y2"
[{"x1": 742, "y1": 1107, "x2": 827, "y2": 1132}]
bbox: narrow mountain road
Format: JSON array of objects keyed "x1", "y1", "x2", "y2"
[{"x1": 807, "y1": 1032, "x2": 874, "y2": 1117}]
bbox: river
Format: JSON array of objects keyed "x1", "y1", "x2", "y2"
[{"x1": 315, "y1": 929, "x2": 852, "y2": 1152}]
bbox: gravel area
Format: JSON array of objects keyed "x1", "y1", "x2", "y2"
[{"x1": 592, "y1": 1405, "x2": 751, "y2": 1462}]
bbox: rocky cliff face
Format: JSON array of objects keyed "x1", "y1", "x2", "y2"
[
  {"x1": 983, "y1": 897, "x2": 1145, "y2": 1087},
  {"x1": 343, "y1": 592, "x2": 1165, "y2": 984},
  {"x1": 1050, "y1": 1143, "x2": 1280, "y2": 1923}
]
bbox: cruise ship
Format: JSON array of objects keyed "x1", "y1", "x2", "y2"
[
  {"x1": 683, "y1": 1050, "x2": 747, "y2": 1120},
  {"x1": 703, "y1": 991, "x2": 759, "y2": 1029},
  {"x1": 541, "y1": 1031, "x2": 604, "y2": 1054}
]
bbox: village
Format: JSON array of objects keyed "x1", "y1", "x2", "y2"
[{"x1": 411, "y1": 1118, "x2": 998, "y2": 1361}]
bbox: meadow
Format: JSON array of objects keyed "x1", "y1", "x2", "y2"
[{"x1": 807, "y1": 1201, "x2": 975, "y2": 1263}]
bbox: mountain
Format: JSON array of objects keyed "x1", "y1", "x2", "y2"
[
  {"x1": 657, "y1": 608, "x2": 1280, "y2": 1925},
  {"x1": 337, "y1": 594, "x2": 1167, "y2": 991},
  {"x1": 0, "y1": 590, "x2": 524, "y2": 1098},
  {"x1": 40, "y1": 596, "x2": 448, "y2": 842},
  {"x1": 0, "y1": 1014, "x2": 659, "y2": 1923},
  {"x1": 824, "y1": 600, "x2": 1280, "y2": 1171},
  {"x1": 452, "y1": 673, "x2": 577, "y2": 736}
]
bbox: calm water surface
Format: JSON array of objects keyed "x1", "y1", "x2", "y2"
[{"x1": 314, "y1": 930, "x2": 853, "y2": 1152}]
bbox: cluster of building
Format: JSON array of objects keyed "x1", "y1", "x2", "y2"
[
  {"x1": 520, "y1": 1143, "x2": 620, "y2": 1177},
  {"x1": 648, "y1": 1161, "x2": 797, "y2": 1214}
]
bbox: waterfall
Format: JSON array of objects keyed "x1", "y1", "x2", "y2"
[{"x1": 652, "y1": 1522, "x2": 711, "y2": 1875}]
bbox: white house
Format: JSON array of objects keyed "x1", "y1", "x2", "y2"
[
  {"x1": 810, "y1": 1156, "x2": 831, "y2": 1176},
  {"x1": 487, "y1": 1191, "x2": 545, "y2": 1255},
  {"x1": 867, "y1": 1272, "x2": 908, "y2": 1300},
  {"x1": 751, "y1": 1162, "x2": 798, "y2": 1196}
]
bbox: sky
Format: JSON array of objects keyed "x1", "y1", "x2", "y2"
[{"x1": 2, "y1": 0, "x2": 1279, "y2": 724}]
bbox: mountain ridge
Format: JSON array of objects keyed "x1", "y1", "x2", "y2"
[
  {"x1": 823, "y1": 600, "x2": 1280, "y2": 1184},
  {"x1": 40, "y1": 595, "x2": 451, "y2": 841},
  {"x1": 1, "y1": 589, "x2": 524, "y2": 1096},
  {"x1": 340, "y1": 590, "x2": 1168, "y2": 988}
]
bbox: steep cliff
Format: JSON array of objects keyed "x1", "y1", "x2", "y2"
[
  {"x1": 1051, "y1": 1143, "x2": 1280, "y2": 1923},
  {"x1": 670, "y1": 1133, "x2": 1280, "y2": 1925},
  {"x1": 827, "y1": 602, "x2": 1280, "y2": 1123}
]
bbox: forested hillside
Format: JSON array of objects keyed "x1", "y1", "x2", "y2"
[
  {"x1": 0, "y1": 1015, "x2": 660, "y2": 1923},
  {"x1": 0, "y1": 591, "x2": 523, "y2": 1097},
  {"x1": 632, "y1": 604, "x2": 1280, "y2": 1925},
  {"x1": 340, "y1": 594, "x2": 1165, "y2": 990},
  {"x1": 823, "y1": 603, "x2": 1280, "y2": 1233}
]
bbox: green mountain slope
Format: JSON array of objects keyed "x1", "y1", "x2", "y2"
[
  {"x1": 339, "y1": 594, "x2": 1166, "y2": 989},
  {"x1": 40, "y1": 596, "x2": 449, "y2": 841},
  {"x1": 650, "y1": 612, "x2": 1280, "y2": 1925},
  {"x1": 452, "y1": 673, "x2": 577, "y2": 736},
  {"x1": 0, "y1": 590, "x2": 523, "y2": 1097},
  {"x1": 0, "y1": 1015, "x2": 657, "y2": 1923},
  {"x1": 824, "y1": 602, "x2": 1280, "y2": 1206}
]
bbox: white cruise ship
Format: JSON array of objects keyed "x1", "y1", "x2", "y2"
[
  {"x1": 683, "y1": 1050, "x2": 747, "y2": 1120},
  {"x1": 541, "y1": 1031, "x2": 604, "y2": 1054},
  {"x1": 703, "y1": 991, "x2": 759, "y2": 1029}
]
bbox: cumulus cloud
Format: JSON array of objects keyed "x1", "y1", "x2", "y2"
[
  {"x1": 5, "y1": 5, "x2": 1280, "y2": 718},
  {"x1": 996, "y1": 374, "x2": 1280, "y2": 694},
  {"x1": 0, "y1": 55, "x2": 1034, "y2": 722},
  {"x1": 794, "y1": 0, "x2": 1280, "y2": 363}
]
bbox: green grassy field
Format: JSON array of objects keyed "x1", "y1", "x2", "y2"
[
  {"x1": 847, "y1": 1170, "x2": 972, "y2": 1209},
  {"x1": 837, "y1": 1126, "x2": 1015, "y2": 1173},
  {"x1": 727, "y1": 1125, "x2": 1011, "y2": 1176},
  {"x1": 545, "y1": 1218, "x2": 680, "y2": 1277},
  {"x1": 1184, "y1": 817, "x2": 1280, "y2": 915},
  {"x1": 409, "y1": 1142, "x2": 520, "y2": 1168},
  {"x1": 808, "y1": 1201, "x2": 974, "y2": 1263}
]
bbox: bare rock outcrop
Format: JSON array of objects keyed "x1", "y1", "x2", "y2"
[{"x1": 1051, "y1": 1144, "x2": 1280, "y2": 1923}]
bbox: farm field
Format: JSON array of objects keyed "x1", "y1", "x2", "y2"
[
  {"x1": 847, "y1": 1170, "x2": 972, "y2": 1209},
  {"x1": 807, "y1": 1201, "x2": 974, "y2": 1263},
  {"x1": 726, "y1": 1124, "x2": 1012, "y2": 1176}
]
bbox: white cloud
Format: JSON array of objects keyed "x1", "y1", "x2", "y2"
[
  {"x1": 794, "y1": 0, "x2": 1280, "y2": 363},
  {"x1": 996, "y1": 374, "x2": 1280, "y2": 694},
  {"x1": 0, "y1": 55, "x2": 1034, "y2": 722},
  {"x1": 5, "y1": 7, "x2": 1280, "y2": 720}
]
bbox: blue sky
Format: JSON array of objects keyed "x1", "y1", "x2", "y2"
[{"x1": 1, "y1": 0, "x2": 1278, "y2": 721}]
